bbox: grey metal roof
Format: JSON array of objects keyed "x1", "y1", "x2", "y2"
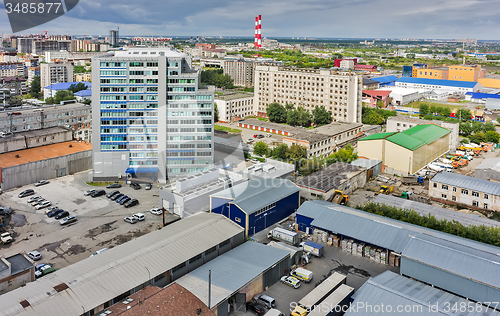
[
  {"x1": 5, "y1": 254, "x2": 33, "y2": 275},
  {"x1": 475, "y1": 158, "x2": 500, "y2": 171},
  {"x1": 350, "y1": 158, "x2": 382, "y2": 169},
  {"x1": 402, "y1": 234, "x2": 500, "y2": 290},
  {"x1": 431, "y1": 172, "x2": 500, "y2": 196},
  {"x1": 347, "y1": 271, "x2": 500, "y2": 316},
  {"x1": 373, "y1": 194, "x2": 500, "y2": 228},
  {"x1": 0, "y1": 213, "x2": 243, "y2": 316},
  {"x1": 176, "y1": 241, "x2": 290, "y2": 308},
  {"x1": 296, "y1": 162, "x2": 365, "y2": 193},
  {"x1": 0, "y1": 259, "x2": 8, "y2": 273},
  {"x1": 212, "y1": 178, "x2": 299, "y2": 215}
]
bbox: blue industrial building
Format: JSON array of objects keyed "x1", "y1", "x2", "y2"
[
  {"x1": 296, "y1": 200, "x2": 500, "y2": 303},
  {"x1": 370, "y1": 75, "x2": 398, "y2": 86},
  {"x1": 210, "y1": 178, "x2": 300, "y2": 236}
]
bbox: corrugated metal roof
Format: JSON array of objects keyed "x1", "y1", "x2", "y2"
[
  {"x1": 475, "y1": 158, "x2": 500, "y2": 171},
  {"x1": 74, "y1": 89, "x2": 92, "y2": 97},
  {"x1": 176, "y1": 241, "x2": 290, "y2": 308},
  {"x1": 358, "y1": 132, "x2": 396, "y2": 141},
  {"x1": 373, "y1": 195, "x2": 500, "y2": 228},
  {"x1": 386, "y1": 124, "x2": 450, "y2": 151},
  {"x1": 212, "y1": 179, "x2": 299, "y2": 215},
  {"x1": 296, "y1": 162, "x2": 365, "y2": 193},
  {"x1": 431, "y1": 172, "x2": 500, "y2": 196},
  {"x1": 371, "y1": 75, "x2": 398, "y2": 84},
  {"x1": 466, "y1": 92, "x2": 500, "y2": 100},
  {"x1": 351, "y1": 158, "x2": 382, "y2": 169},
  {"x1": 397, "y1": 77, "x2": 478, "y2": 88},
  {"x1": 402, "y1": 234, "x2": 500, "y2": 290},
  {"x1": 347, "y1": 271, "x2": 500, "y2": 316},
  {"x1": 0, "y1": 213, "x2": 244, "y2": 316},
  {"x1": 44, "y1": 81, "x2": 92, "y2": 90}
]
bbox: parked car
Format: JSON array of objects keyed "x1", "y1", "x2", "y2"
[
  {"x1": 31, "y1": 199, "x2": 47, "y2": 206},
  {"x1": 111, "y1": 193, "x2": 124, "y2": 201},
  {"x1": 132, "y1": 212, "x2": 145, "y2": 221},
  {"x1": 280, "y1": 276, "x2": 301, "y2": 289},
  {"x1": 247, "y1": 302, "x2": 266, "y2": 315},
  {"x1": 485, "y1": 111, "x2": 493, "y2": 115},
  {"x1": 35, "y1": 263, "x2": 49, "y2": 271},
  {"x1": 91, "y1": 190, "x2": 106, "y2": 198},
  {"x1": 27, "y1": 195, "x2": 42, "y2": 203},
  {"x1": 47, "y1": 209, "x2": 64, "y2": 218},
  {"x1": 116, "y1": 195, "x2": 128, "y2": 203},
  {"x1": 125, "y1": 199, "x2": 139, "y2": 208},
  {"x1": 27, "y1": 250, "x2": 42, "y2": 261},
  {"x1": 266, "y1": 133, "x2": 272, "y2": 137},
  {"x1": 18, "y1": 189, "x2": 35, "y2": 198},
  {"x1": 130, "y1": 182, "x2": 141, "y2": 190},
  {"x1": 35, "y1": 264, "x2": 52, "y2": 278},
  {"x1": 54, "y1": 211, "x2": 70, "y2": 220},
  {"x1": 145, "y1": 183, "x2": 152, "y2": 190},
  {"x1": 90, "y1": 248, "x2": 108, "y2": 257},
  {"x1": 254, "y1": 294, "x2": 276, "y2": 309},
  {"x1": 84, "y1": 189, "x2": 96, "y2": 196},
  {"x1": 34, "y1": 180, "x2": 49, "y2": 187},
  {"x1": 247, "y1": 138, "x2": 254, "y2": 143},
  {"x1": 39, "y1": 267, "x2": 57, "y2": 277},
  {"x1": 107, "y1": 190, "x2": 120, "y2": 198},
  {"x1": 106, "y1": 182, "x2": 121, "y2": 189},
  {"x1": 256, "y1": 134, "x2": 264, "y2": 139},
  {"x1": 253, "y1": 134, "x2": 259, "y2": 138},
  {"x1": 150, "y1": 208, "x2": 162, "y2": 215},
  {"x1": 60, "y1": 215, "x2": 77, "y2": 225},
  {"x1": 119, "y1": 197, "x2": 131, "y2": 205},
  {"x1": 250, "y1": 159, "x2": 259, "y2": 163},
  {"x1": 124, "y1": 216, "x2": 137, "y2": 224},
  {"x1": 35, "y1": 200, "x2": 52, "y2": 210}
]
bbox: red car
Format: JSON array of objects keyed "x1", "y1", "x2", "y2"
[{"x1": 253, "y1": 134, "x2": 258, "y2": 138}]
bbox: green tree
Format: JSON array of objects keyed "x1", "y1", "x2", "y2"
[
  {"x1": 214, "y1": 103, "x2": 219, "y2": 122},
  {"x1": 287, "y1": 107, "x2": 311, "y2": 127},
  {"x1": 285, "y1": 103, "x2": 295, "y2": 111},
  {"x1": 45, "y1": 97, "x2": 55, "y2": 104},
  {"x1": 440, "y1": 107, "x2": 452, "y2": 117},
  {"x1": 429, "y1": 105, "x2": 438, "y2": 115},
  {"x1": 325, "y1": 144, "x2": 358, "y2": 166},
  {"x1": 483, "y1": 122, "x2": 496, "y2": 132},
  {"x1": 286, "y1": 144, "x2": 308, "y2": 160},
  {"x1": 457, "y1": 109, "x2": 472, "y2": 121},
  {"x1": 253, "y1": 141, "x2": 269, "y2": 156},
  {"x1": 312, "y1": 106, "x2": 332, "y2": 126},
  {"x1": 53, "y1": 90, "x2": 75, "y2": 104},
  {"x1": 267, "y1": 103, "x2": 287, "y2": 123},
  {"x1": 419, "y1": 104, "x2": 429, "y2": 116},
  {"x1": 459, "y1": 122, "x2": 472, "y2": 136},
  {"x1": 496, "y1": 117, "x2": 500, "y2": 124},
  {"x1": 82, "y1": 99, "x2": 91, "y2": 105},
  {"x1": 270, "y1": 143, "x2": 288, "y2": 160},
  {"x1": 68, "y1": 82, "x2": 88, "y2": 93},
  {"x1": 74, "y1": 65, "x2": 90, "y2": 73},
  {"x1": 365, "y1": 112, "x2": 384, "y2": 125},
  {"x1": 287, "y1": 109, "x2": 301, "y2": 127},
  {"x1": 469, "y1": 132, "x2": 486, "y2": 144},
  {"x1": 486, "y1": 131, "x2": 500, "y2": 143},
  {"x1": 472, "y1": 121, "x2": 483, "y2": 134},
  {"x1": 300, "y1": 159, "x2": 323, "y2": 176},
  {"x1": 30, "y1": 75, "x2": 41, "y2": 99}
]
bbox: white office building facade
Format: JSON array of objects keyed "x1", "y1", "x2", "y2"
[{"x1": 91, "y1": 48, "x2": 214, "y2": 182}]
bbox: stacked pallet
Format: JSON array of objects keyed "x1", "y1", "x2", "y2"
[
  {"x1": 332, "y1": 235, "x2": 340, "y2": 247},
  {"x1": 380, "y1": 251, "x2": 386, "y2": 264},
  {"x1": 389, "y1": 252, "x2": 396, "y2": 266},
  {"x1": 364, "y1": 246, "x2": 371, "y2": 258}
]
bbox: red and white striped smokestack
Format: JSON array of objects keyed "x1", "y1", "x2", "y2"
[
  {"x1": 258, "y1": 15, "x2": 262, "y2": 49},
  {"x1": 255, "y1": 17, "x2": 258, "y2": 48}
]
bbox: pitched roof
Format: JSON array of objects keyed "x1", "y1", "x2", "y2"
[
  {"x1": 358, "y1": 132, "x2": 397, "y2": 141},
  {"x1": 397, "y1": 77, "x2": 478, "y2": 88},
  {"x1": 212, "y1": 178, "x2": 299, "y2": 215},
  {"x1": 296, "y1": 162, "x2": 365, "y2": 193},
  {"x1": 362, "y1": 89, "x2": 391, "y2": 97},
  {"x1": 431, "y1": 171, "x2": 500, "y2": 196},
  {"x1": 371, "y1": 75, "x2": 398, "y2": 84},
  {"x1": 466, "y1": 92, "x2": 500, "y2": 99},
  {"x1": 74, "y1": 89, "x2": 92, "y2": 97},
  {"x1": 386, "y1": 124, "x2": 450, "y2": 150},
  {"x1": 44, "y1": 81, "x2": 92, "y2": 90}
]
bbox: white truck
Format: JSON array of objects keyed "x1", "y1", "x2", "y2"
[
  {"x1": 1, "y1": 232, "x2": 13, "y2": 244},
  {"x1": 290, "y1": 267, "x2": 314, "y2": 283},
  {"x1": 267, "y1": 227, "x2": 300, "y2": 246}
]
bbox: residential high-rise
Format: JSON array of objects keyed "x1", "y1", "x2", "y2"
[
  {"x1": 254, "y1": 66, "x2": 362, "y2": 123},
  {"x1": 110, "y1": 30, "x2": 119, "y2": 47},
  {"x1": 91, "y1": 48, "x2": 214, "y2": 182},
  {"x1": 223, "y1": 58, "x2": 283, "y2": 87},
  {"x1": 40, "y1": 62, "x2": 74, "y2": 91}
]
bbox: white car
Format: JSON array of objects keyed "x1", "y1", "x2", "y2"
[
  {"x1": 247, "y1": 138, "x2": 254, "y2": 143},
  {"x1": 150, "y1": 208, "x2": 163, "y2": 216},
  {"x1": 35, "y1": 201, "x2": 51, "y2": 210},
  {"x1": 27, "y1": 195, "x2": 42, "y2": 203},
  {"x1": 84, "y1": 189, "x2": 96, "y2": 196},
  {"x1": 34, "y1": 180, "x2": 49, "y2": 187},
  {"x1": 27, "y1": 250, "x2": 42, "y2": 261},
  {"x1": 124, "y1": 216, "x2": 137, "y2": 224},
  {"x1": 266, "y1": 133, "x2": 272, "y2": 137},
  {"x1": 280, "y1": 276, "x2": 301, "y2": 289},
  {"x1": 133, "y1": 213, "x2": 145, "y2": 221}
]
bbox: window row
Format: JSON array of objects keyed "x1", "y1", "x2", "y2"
[
  {"x1": 168, "y1": 79, "x2": 195, "y2": 84},
  {"x1": 255, "y1": 202, "x2": 276, "y2": 216}
]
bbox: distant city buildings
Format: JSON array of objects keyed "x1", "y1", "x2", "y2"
[
  {"x1": 40, "y1": 62, "x2": 74, "y2": 92},
  {"x1": 254, "y1": 66, "x2": 362, "y2": 123},
  {"x1": 91, "y1": 47, "x2": 214, "y2": 182}
]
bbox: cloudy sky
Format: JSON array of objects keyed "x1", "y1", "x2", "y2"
[{"x1": 1, "y1": 0, "x2": 500, "y2": 40}]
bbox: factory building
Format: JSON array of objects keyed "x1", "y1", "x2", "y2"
[
  {"x1": 396, "y1": 77, "x2": 481, "y2": 94},
  {"x1": 295, "y1": 200, "x2": 500, "y2": 304},
  {"x1": 176, "y1": 241, "x2": 290, "y2": 316},
  {"x1": 475, "y1": 158, "x2": 500, "y2": 182},
  {"x1": 210, "y1": 178, "x2": 300, "y2": 236},
  {"x1": 357, "y1": 124, "x2": 451, "y2": 175},
  {"x1": 429, "y1": 172, "x2": 500, "y2": 212}
]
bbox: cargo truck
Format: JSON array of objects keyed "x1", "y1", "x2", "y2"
[
  {"x1": 291, "y1": 272, "x2": 346, "y2": 316},
  {"x1": 300, "y1": 241, "x2": 324, "y2": 257},
  {"x1": 401, "y1": 176, "x2": 424, "y2": 185},
  {"x1": 267, "y1": 227, "x2": 300, "y2": 246},
  {"x1": 290, "y1": 267, "x2": 314, "y2": 283},
  {"x1": 307, "y1": 284, "x2": 355, "y2": 316}
]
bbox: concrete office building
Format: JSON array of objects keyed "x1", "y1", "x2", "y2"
[
  {"x1": 223, "y1": 59, "x2": 282, "y2": 87},
  {"x1": 214, "y1": 93, "x2": 254, "y2": 122},
  {"x1": 40, "y1": 62, "x2": 74, "y2": 93},
  {"x1": 254, "y1": 66, "x2": 362, "y2": 123},
  {"x1": 110, "y1": 29, "x2": 119, "y2": 46},
  {"x1": 91, "y1": 48, "x2": 214, "y2": 182},
  {"x1": 386, "y1": 116, "x2": 459, "y2": 150},
  {"x1": 0, "y1": 62, "x2": 24, "y2": 78}
]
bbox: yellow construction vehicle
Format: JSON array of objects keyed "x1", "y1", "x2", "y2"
[
  {"x1": 328, "y1": 190, "x2": 349, "y2": 205},
  {"x1": 375, "y1": 185, "x2": 393, "y2": 195}
]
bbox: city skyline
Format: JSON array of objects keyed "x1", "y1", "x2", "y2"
[{"x1": 1, "y1": 0, "x2": 500, "y2": 40}]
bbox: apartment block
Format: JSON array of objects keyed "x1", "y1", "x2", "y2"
[
  {"x1": 214, "y1": 93, "x2": 254, "y2": 122},
  {"x1": 91, "y1": 48, "x2": 214, "y2": 182},
  {"x1": 0, "y1": 62, "x2": 24, "y2": 77},
  {"x1": 254, "y1": 66, "x2": 362, "y2": 123},
  {"x1": 40, "y1": 62, "x2": 74, "y2": 91},
  {"x1": 27, "y1": 67, "x2": 40, "y2": 87},
  {"x1": 223, "y1": 59, "x2": 282, "y2": 87}
]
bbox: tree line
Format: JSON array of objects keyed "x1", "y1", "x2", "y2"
[
  {"x1": 200, "y1": 69, "x2": 235, "y2": 89},
  {"x1": 266, "y1": 102, "x2": 333, "y2": 127},
  {"x1": 356, "y1": 203, "x2": 500, "y2": 247},
  {"x1": 361, "y1": 107, "x2": 397, "y2": 125}
]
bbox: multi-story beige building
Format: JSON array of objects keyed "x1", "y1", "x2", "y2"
[
  {"x1": 40, "y1": 62, "x2": 74, "y2": 91},
  {"x1": 0, "y1": 62, "x2": 24, "y2": 77},
  {"x1": 214, "y1": 93, "x2": 254, "y2": 122},
  {"x1": 254, "y1": 66, "x2": 362, "y2": 123},
  {"x1": 223, "y1": 59, "x2": 283, "y2": 87},
  {"x1": 74, "y1": 73, "x2": 92, "y2": 82}
]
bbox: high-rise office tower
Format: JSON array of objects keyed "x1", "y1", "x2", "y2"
[
  {"x1": 91, "y1": 48, "x2": 214, "y2": 182},
  {"x1": 110, "y1": 30, "x2": 119, "y2": 47}
]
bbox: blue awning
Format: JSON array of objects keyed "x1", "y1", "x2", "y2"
[{"x1": 125, "y1": 167, "x2": 158, "y2": 174}]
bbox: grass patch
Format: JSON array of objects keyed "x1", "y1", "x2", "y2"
[
  {"x1": 214, "y1": 125, "x2": 242, "y2": 133},
  {"x1": 214, "y1": 92, "x2": 223, "y2": 95},
  {"x1": 86, "y1": 181, "x2": 122, "y2": 186},
  {"x1": 257, "y1": 117, "x2": 268, "y2": 121},
  {"x1": 407, "y1": 100, "x2": 464, "y2": 110},
  {"x1": 249, "y1": 156, "x2": 266, "y2": 162}
]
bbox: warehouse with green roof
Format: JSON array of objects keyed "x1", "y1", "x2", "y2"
[{"x1": 358, "y1": 124, "x2": 450, "y2": 175}]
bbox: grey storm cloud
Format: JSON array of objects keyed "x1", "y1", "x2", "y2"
[{"x1": 1, "y1": 0, "x2": 500, "y2": 39}]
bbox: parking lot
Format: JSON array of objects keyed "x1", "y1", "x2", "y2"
[{"x1": 0, "y1": 171, "x2": 178, "y2": 270}]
